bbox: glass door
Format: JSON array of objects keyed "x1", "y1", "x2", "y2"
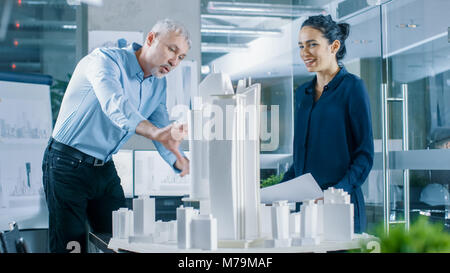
[{"x1": 382, "y1": 0, "x2": 450, "y2": 233}]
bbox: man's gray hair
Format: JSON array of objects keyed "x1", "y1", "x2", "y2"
[{"x1": 151, "y1": 18, "x2": 191, "y2": 48}]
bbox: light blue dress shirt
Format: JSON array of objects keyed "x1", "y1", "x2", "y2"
[{"x1": 53, "y1": 43, "x2": 179, "y2": 169}]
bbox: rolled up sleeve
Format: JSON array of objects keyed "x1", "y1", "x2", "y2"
[{"x1": 85, "y1": 50, "x2": 146, "y2": 133}]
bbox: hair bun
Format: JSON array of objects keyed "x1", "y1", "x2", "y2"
[
  {"x1": 338, "y1": 23, "x2": 350, "y2": 41},
  {"x1": 301, "y1": 15, "x2": 350, "y2": 61}
]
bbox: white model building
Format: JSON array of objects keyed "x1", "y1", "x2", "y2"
[
  {"x1": 289, "y1": 211, "x2": 301, "y2": 238},
  {"x1": 176, "y1": 205, "x2": 217, "y2": 250},
  {"x1": 185, "y1": 73, "x2": 234, "y2": 210},
  {"x1": 153, "y1": 220, "x2": 170, "y2": 243},
  {"x1": 324, "y1": 187, "x2": 351, "y2": 204},
  {"x1": 153, "y1": 220, "x2": 177, "y2": 243},
  {"x1": 167, "y1": 220, "x2": 177, "y2": 242},
  {"x1": 191, "y1": 214, "x2": 218, "y2": 250},
  {"x1": 112, "y1": 208, "x2": 134, "y2": 240},
  {"x1": 323, "y1": 187, "x2": 354, "y2": 241},
  {"x1": 259, "y1": 203, "x2": 272, "y2": 238},
  {"x1": 264, "y1": 200, "x2": 291, "y2": 248},
  {"x1": 316, "y1": 199, "x2": 324, "y2": 239},
  {"x1": 133, "y1": 196, "x2": 155, "y2": 236},
  {"x1": 176, "y1": 206, "x2": 198, "y2": 249},
  {"x1": 298, "y1": 200, "x2": 320, "y2": 246},
  {"x1": 115, "y1": 197, "x2": 178, "y2": 244},
  {"x1": 188, "y1": 72, "x2": 262, "y2": 243},
  {"x1": 271, "y1": 200, "x2": 290, "y2": 240}
]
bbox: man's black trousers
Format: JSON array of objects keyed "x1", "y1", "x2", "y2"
[{"x1": 42, "y1": 141, "x2": 126, "y2": 253}]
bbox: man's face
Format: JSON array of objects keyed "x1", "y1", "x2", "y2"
[{"x1": 146, "y1": 31, "x2": 190, "y2": 78}]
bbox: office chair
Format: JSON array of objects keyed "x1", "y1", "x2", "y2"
[{"x1": 0, "y1": 222, "x2": 29, "y2": 253}]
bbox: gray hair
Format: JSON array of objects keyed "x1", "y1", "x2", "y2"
[{"x1": 151, "y1": 18, "x2": 191, "y2": 49}]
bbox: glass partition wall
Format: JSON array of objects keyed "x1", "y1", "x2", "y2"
[
  {"x1": 201, "y1": 0, "x2": 450, "y2": 233},
  {"x1": 201, "y1": 0, "x2": 328, "y2": 179},
  {"x1": 382, "y1": 0, "x2": 450, "y2": 233},
  {"x1": 341, "y1": 6, "x2": 385, "y2": 234},
  {"x1": 335, "y1": 0, "x2": 450, "y2": 233}
]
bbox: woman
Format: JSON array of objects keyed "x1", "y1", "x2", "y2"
[{"x1": 282, "y1": 15, "x2": 374, "y2": 234}]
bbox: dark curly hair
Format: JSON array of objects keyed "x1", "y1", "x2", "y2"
[{"x1": 301, "y1": 15, "x2": 350, "y2": 62}]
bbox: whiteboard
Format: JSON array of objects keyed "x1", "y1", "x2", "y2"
[{"x1": 0, "y1": 75, "x2": 52, "y2": 231}]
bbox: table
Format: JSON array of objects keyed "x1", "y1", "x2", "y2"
[
  {"x1": 98, "y1": 233, "x2": 378, "y2": 253},
  {"x1": 88, "y1": 232, "x2": 117, "y2": 253}
]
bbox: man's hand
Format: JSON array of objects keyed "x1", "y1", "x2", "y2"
[
  {"x1": 136, "y1": 120, "x2": 189, "y2": 176},
  {"x1": 314, "y1": 197, "x2": 324, "y2": 204},
  {"x1": 175, "y1": 156, "x2": 190, "y2": 177}
]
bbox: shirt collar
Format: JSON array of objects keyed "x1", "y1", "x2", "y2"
[
  {"x1": 126, "y1": 42, "x2": 146, "y2": 80},
  {"x1": 305, "y1": 66, "x2": 348, "y2": 94}
]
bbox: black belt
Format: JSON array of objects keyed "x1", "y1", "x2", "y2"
[{"x1": 48, "y1": 138, "x2": 106, "y2": 166}]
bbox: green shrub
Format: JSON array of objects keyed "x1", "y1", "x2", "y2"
[
  {"x1": 260, "y1": 173, "x2": 284, "y2": 188},
  {"x1": 360, "y1": 216, "x2": 450, "y2": 253}
]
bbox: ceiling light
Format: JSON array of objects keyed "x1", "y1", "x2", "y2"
[
  {"x1": 201, "y1": 26, "x2": 282, "y2": 37},
  {"x1": 351, "y1": 39, "x2": 373, "y2": 44},
  {"x1": 207, "y1": 1, "x2": 326, "y2": 17},
  {"x1": 19, "y1": 1, "x2": 49, "y2": 5},
  {"x1": 201, "y1": 42, "x2": 248, "y2": 53},
  {"x1": 66, "y1": 0, "x2": 103, "y2": 6},
  {"x1": 11, "y1": 19, "x2": 76, "y2": 30},
  {"x1": 62, "y1": 24, "x2": 77, "y2": 29},
  {"x1": 397, "y1": 23, "x2": 419, "y2": 28}
]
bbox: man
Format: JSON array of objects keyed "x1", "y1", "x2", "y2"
[{"x1": 42, "y1": 19, "x2": 190, "y2": 253}]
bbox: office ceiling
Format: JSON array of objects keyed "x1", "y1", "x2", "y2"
[
  {"x1": 202, "y1": 0, "x2": 450, "y2": 84},
  {"x1": 1, "y1": 0, "x2": 448, "y2": 85},
  {"x1": 200, "y1": 0, "x2": 334, "y2": 65}
]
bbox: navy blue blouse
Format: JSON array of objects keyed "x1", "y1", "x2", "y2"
[{"x1": 282, "y1": 66, "x2": 374, "y2": 233}]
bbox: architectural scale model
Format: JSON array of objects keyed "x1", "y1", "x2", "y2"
[
  {"x1": 187, "y1": 72, "x2": 262, "y2": 243},
  {"x1": 110, "y1": 71, "x2": 356, "y2": 251},
  {"x1": 323, "y1": 188, "x2": 354, "y2": 241}
]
